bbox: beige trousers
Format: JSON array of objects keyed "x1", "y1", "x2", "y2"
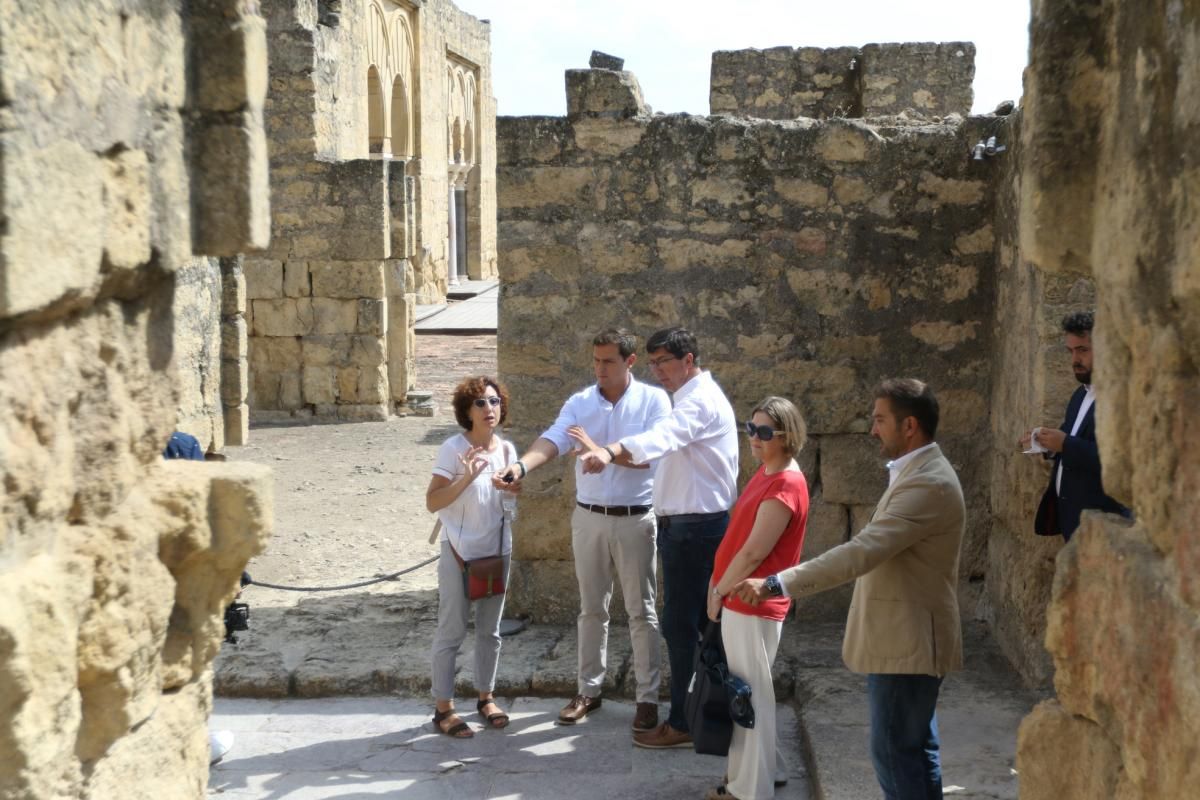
[{"x1": 571, "y1": 505, "x2": 661, "y2": 703}]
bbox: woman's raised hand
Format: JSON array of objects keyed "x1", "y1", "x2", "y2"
[{"x1": 458, "y1": 446, "x2": 489, "y2": 480}]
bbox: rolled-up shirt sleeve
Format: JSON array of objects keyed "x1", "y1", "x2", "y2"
[
  {"x1": 538, "y1": 395, "x2": 578, "y2": 456},
  {"x1": 622, "y1": 397, "x2": 709, "y2": 464}
]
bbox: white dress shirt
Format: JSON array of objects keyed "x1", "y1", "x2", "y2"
[
  {"x1": 540, "y1": 377, "x2": 671, "y2": 506},
  {"x1": 1056, "y1": 384, "x2": 1094, "y2": 495},
  {"x1": 620, "y1": 370, "x2": 739, "y2": 515},
  {"x1": 886, "y1": 442, "x2": 939, "y2": 487}
]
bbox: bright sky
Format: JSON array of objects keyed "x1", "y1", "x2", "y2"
[{"x1": 454, "y1": 0, "x2": 1030, "y2": 117}]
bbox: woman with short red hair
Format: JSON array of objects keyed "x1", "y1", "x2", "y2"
[{"x1": 425, "y1": 375, "x2": 519, "y2": 738}]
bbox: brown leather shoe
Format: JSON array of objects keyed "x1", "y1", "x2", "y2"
[
  {"x1": 632, "y1": 702, "x2": 658, "y2": 732},
  {"x1": 558, "y1": 695, "x2": 601, "y2": 725},
  {"x1": 632, "y1": 721, "x2": 692, "y2": 749}
]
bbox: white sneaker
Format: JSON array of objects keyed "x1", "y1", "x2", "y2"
[{"x1": 209, "y1": 730, "x2": 235, "y2": 765}]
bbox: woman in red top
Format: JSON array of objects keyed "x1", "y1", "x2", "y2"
[{"x1": 707, "y1": 396, "x2": 810, "y2": 800}]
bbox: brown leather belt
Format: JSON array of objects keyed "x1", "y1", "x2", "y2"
[{"x1": 577, "y1": 501, "x2": 652, "y2": 517}]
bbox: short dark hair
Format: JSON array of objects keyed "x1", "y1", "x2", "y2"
[
  {"x1": 593, "y1": 328, "x2": 637, "y2": 359},
  {"x1": 451, "y1": 376, "x2": 510, "y2": 430},
  {"x1": 646, "y1": 327, "x2": 699, "y2": 363},
  {"x1": 1062, "y1": 310, "x2": 1094, "y2": 336},
  {"x1": 875, "y1": 378, "x2": 939, "y2": 439}
]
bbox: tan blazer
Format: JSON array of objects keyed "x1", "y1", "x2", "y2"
[{"x1": 779, "y1": 444, "x2": 965, "y2": 676}]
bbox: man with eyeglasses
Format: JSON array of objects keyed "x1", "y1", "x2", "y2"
[
  {"x1": 577, "y1": 327, "x2": 739, "y2": 750},
  {"x1": 494, "y1": 329, "x2": 671, "y2": 736}
]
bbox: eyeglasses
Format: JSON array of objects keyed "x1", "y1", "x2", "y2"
[
  {"x1": 744, "y1": 421, "x2": 782, "y2": 441},
  {"x1": 647, "y1": 355, "x2": 679, "y2": 369},
  {"x1": 473, "y1": 396, "x2": 503, "y2": 408}
]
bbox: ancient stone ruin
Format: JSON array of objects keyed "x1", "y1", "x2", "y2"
[
  {"x1": 1, "y1": 0, "x2": 1197, "y2": 797},
  {"x1": 0, "y1": 1, "x2": 273, "y2": 797},
  {"x1": 496, "y1": 8, "x2": 1198, "y2": 797},
  {"x1": 243, "y1": 0, "x2": 498, "y2": 423}
]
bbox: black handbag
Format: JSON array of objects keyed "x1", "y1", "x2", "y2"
[{"x1": 684, "y1": 620, "x2": 755, "y2": 756}]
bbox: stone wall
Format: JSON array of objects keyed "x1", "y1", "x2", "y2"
[
  {"x1": 497, "y1": 67, "x2": 999, "y2": 623},
  {"x1": 1012, "y1": 0, "x2": 1200, "y2": 797},
  {"x1": 711, "y1": 42, "x2": 975, "y2": 120},
  {"x1": 246, "y1": 0, "x2": 496, "y2": 421},
  {"x1": 0, "y1": 1, "x2": 273, "y2": 797}
]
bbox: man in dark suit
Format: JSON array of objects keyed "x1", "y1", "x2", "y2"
[{"x1": 1020, "y1": 311, "x2": 1129, "y2": 541}]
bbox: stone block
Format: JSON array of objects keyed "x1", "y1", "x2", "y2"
[
  {"x1": 337, "y1": 368, "x2": 358, "y2": 402},
  {"x1": 860, "y1": 42, "x2": 975, "y2": 116},
  {"x1": 220, "y1": 316, "x2": 247, "y2": 357},
  {"x1": 310, "y1": 298, "x2": 358, "y2": 335},
  {"x1": 565, "y1": 69, "x2": 648, "y2": 119},
  {"x1": 189, "y1": 8, "x2": 268, "y2": 113},
  {"x1": 244, "y1": 260, "x2": 283, "y2": 299},
  {"x1": 224, "y1": 403, "x2": 250, "y2": 446},
  {"x1": 282, "y1": 261, "x2": 310, "y2": 297},
  {"x1": 804, "y1": 494, "x2": 849, "y2": 559},
  {"x1": 302, "y1": 366, "x2": 337, "y2": 405},
  {"x1": 356, "y1": 364, "x2": 388, "y2": 404},
  {"x1": 219, "y1": 358, "x2": 248, "y2": 406},
  {"x1": 309, "y1": 260, "x2": 386, "y2": 299},
  {"x1": 815, "y1": 120, "x2": 882, "y2": 162},
  {"x1": 820, "y1": 435, "x2": 887, "y2": 505},
  {"x1": 335, "y1": 403, "x2": 389, "y2": 422},
  {"x1": 351, "y1": 335, "x2": 387, "y2": 367},
  {"x1": 248, "y1": 334, "x2": 302, "y2": 372},
  {"x1": 189, "y1": 112, "x2": 271, "y2": 255},
  {"x1": 302, "y1": 335, "x2": 353, "y2": 367},
  {"x1": 356, "y1": 299, "x2": 386, "y2": 335},
  {"x1": 0, "y1": 139, "x2": 105, "y2": 318},
  {"x1": 279, "y1": 371, "x2": 303, "y2": 410},
  {"x1": 250, "y1": 370, "x2": 281, "y2": 409},
  {"x1": 220, "y1": 268, "x2": 245, "y2": 316},
  {"x1": 498, "y1": 166, "x2": 594, "y2": 209},
  {"x1": 589, "y1": 50, "x2": 624, "y2": 70},
  {"x1": 103, "y1": 148, "x2": 152, "y2": 269},
  {"x1": 1016, "y1": 701, "x2": 1121, "y2": 800}
]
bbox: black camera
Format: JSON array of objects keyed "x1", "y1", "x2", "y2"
[
  {"x1": 223, "y1": 571, "x2": 252, "y2": 643},
  {"x1": 223, "y1": 602, "x2": 250, "y2": 643}
]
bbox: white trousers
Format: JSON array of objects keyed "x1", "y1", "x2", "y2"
[
  {"x1": 571, "y1": 505, "x2": 661, "y2": 702},
  {"x1": 722, "y1": 608, "x2": 783, "y2": 800}
]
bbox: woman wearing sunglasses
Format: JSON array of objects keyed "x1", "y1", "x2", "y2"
[
  {"x1": 706, "y1": 397, "x2": 810, "y2": 800},
  {"x1": 425, "y1": 376, "x2": 520, "y2": 738}
]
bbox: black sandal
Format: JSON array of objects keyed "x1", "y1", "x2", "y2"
[
  {"x1": 433, "y1": 708, "x2": 473, "y2": 738},
  {"x1": 477, "y1": 697, "x2": 510, "y2": 729}
]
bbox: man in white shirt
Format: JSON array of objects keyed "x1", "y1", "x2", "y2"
[
  {"x1": 496, "y1": 329, "x2": 671, "y2": 735},
  {"x1": 578, "y1": 327, "x2": 739, "y2": 750},
  {"x1": 1020, "y1": 311, "x2": 1130, "y2": 540}
]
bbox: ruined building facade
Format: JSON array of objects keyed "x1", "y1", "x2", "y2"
[
  {"x1": 497, "y1": 44, "x2": 996, "y2": 626},
  {"x1": 0, "y1": 1, "x2": 273, "y2": 797},
  {"x1": 497, "y1": 11, "x2": 1199, "y2": 798},
  {"x1": 243, "y1": 0, "x2": 497, "y2": 423}
]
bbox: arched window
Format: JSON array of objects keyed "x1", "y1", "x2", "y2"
[
  {"x1": 390, "y1": 77, "x2": 411, "y2": 157},
  {"x1": 367, "y1": 66, "x2": 387, "y2": 154}
]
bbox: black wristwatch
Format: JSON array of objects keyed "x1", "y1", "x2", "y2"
[{"x1": 764, "y1": 575, "x2": 783, "y2": 597}]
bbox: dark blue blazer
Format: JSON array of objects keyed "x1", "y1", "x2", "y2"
[{"x1": 1034, "y1": 386, "x2": 1129, "y2": 541}]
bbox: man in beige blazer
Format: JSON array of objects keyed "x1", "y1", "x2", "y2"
[{"x1": 735, "y1": 378, "x2": 964, "y2": 800}]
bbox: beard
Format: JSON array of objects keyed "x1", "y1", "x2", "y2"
[{"x1": 1074, "y1": 368, "x2": 1092, "y2": 385}]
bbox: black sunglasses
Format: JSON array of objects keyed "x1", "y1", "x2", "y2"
[
  {"x1": 744, "y1": 421, "x2": 782, "y2": 441},
  {"x1": 473, "y1": 396, "x2": 503, "y2": 408}
]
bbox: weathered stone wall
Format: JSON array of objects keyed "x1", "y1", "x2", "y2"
[
  {"x1": 174, "y1": 257, "x2": 226, "y2": 453},
  {"x1": 1012, "y1": 1, "x2": 1200, "y2": 796},
  {"x1": 497, "y1": 69, "x2": 998, "y2": 623},
  {"x1": 711, "y1": 42, "x2": 975, "y2": 120},
  {"x1": 0, "y1": 1, "x2": 272, "y2": 797},
  {"x1": 246, "y1": 0, "x2": 495, "y2": 421}
]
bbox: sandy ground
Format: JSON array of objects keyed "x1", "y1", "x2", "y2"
[{"x1": 227, "y1": 334, "x2": 497, "y2": 608}]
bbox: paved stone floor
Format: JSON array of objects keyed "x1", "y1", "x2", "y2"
[{"x1": 207, "y1": 696, "x2": 812, "y2": 799}]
